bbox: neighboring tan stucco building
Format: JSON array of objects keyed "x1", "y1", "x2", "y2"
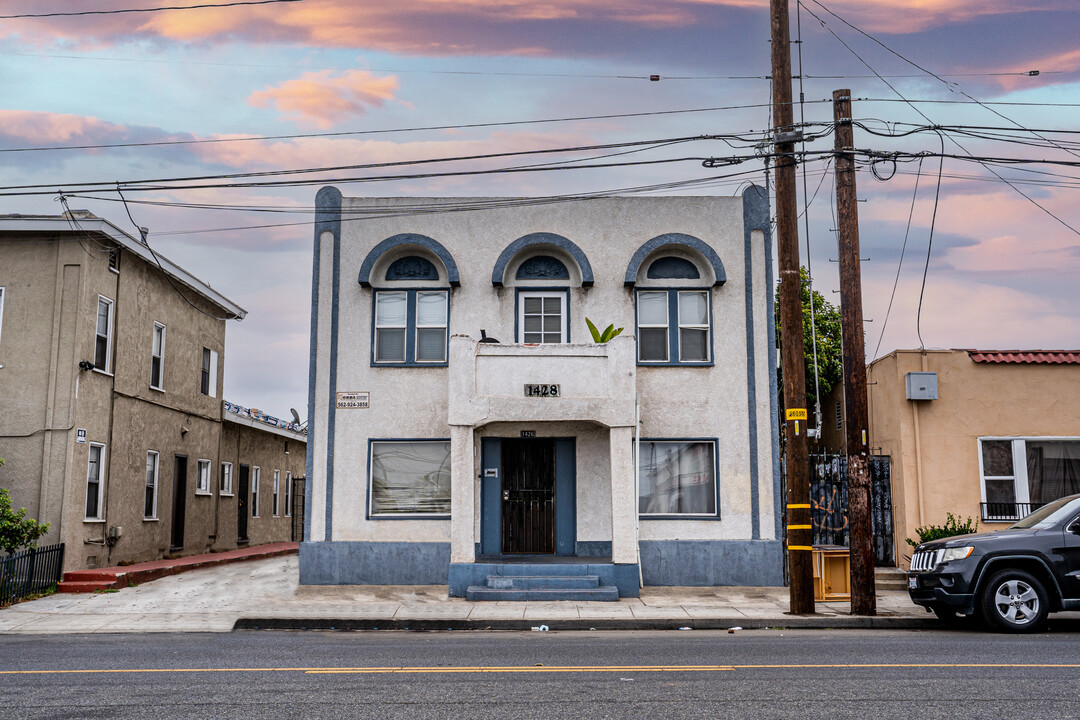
[
  {"x1": 301, "y1": 186, "x2": 783, "y2": 597},
  {"x1": 859, "y1": 349, "x2": 1080, "y2": 567},
  {"x1": 0, "y1": 211, "x2": 304, "y2": 571}
]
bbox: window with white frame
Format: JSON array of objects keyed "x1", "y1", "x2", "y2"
[
  {"x1": 637, "y1": 440, "x2": 718, "y2": 517},
  {"x1": 0, "y1": 286, "x2": 5, "y2": 346},
  {"x1": 94, "y1": 296, "x2": 114, "y2": 372},
  {"x1": 373, "y1": 289, "x2": 449, "y2": 364},
  {"x1": 272, "y1": 470, "x2": 281, "y2": 516},
  {"x1": 980, "y1": 437, "x2": 1080, "y2": 520},
  {"x1": 635, "y1": 290, "x2": 711, "y2": 364},
  {"x1": 150, "y1": 322, "x2": 166, "y2": 390},
  {"x1": 251, "y1": 467, "x2": 261, "y2": 517},
  {"x1": 201, "y1": 348, "x2": 218, "y2": 396},
  {"x1": 369, "y1": 440, "x2": 451, "y2": 516},
  {"x1": 284, "y1": 471, "x2": 293, "y2": 517},
  {"x1": 220, "y1": 462, "x2": 233, "y2": 495},
  {"x1": 85, "y1": 443, "x2": 106, "y2": 520},
  {"x1": 144, "y1": 451, "x2": 159, "y2": 519},
  {"x1": 517, "y1": 290, "x2": 567, "y2": 344},
  {"x1": 196, "y1": 459, "x2": 211, "y2": 494}
]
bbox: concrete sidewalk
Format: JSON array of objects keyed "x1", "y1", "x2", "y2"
[{"x1": 0, "y1": 554, "x2": 949, "y2": 633}]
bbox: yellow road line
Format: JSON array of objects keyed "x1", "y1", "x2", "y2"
[{"x1": 5, "y1": 662, "x2": 1080, "y2": 676}]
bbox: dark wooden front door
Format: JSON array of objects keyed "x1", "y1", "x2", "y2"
[
  {"x1": 501, "y1": 438, "x2": 556, "y2": 554},
  {"x1": 171, "y1": 455, "x2": 187, "y2": 550},
  {"x1": 237, "y1": 464, "x2": 250, "y2": 543}
]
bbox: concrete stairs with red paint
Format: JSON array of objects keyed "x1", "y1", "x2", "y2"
[{"x1": 57, "y1": 542, "x2": 298, "y2": 593}]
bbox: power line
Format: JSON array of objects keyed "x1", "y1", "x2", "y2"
[{"x1": 0, "y1": 0, "x2": 302, "y2": 20}]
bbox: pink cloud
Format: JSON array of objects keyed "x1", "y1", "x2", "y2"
[
  {"x1": 248, "y1": 70, "x2": 400, "y2": 129},
  {"x1": 0, "y1": 109, "x2": 128, "y2": 144}
]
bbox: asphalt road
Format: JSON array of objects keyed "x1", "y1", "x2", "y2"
[{"x1": 2, "y1": 628, "x2": 1080, "y2": 719}]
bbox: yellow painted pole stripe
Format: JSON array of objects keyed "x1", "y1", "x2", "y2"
[
  {"x1": 786, "y1": 504, "x2": 811, "y2": 509},
  {"x1": 788, "y1": 545, "x2": 814, "y2": 551},
  {"x1": 5, "y1": 663, "x2": 1080, "y2": 677},
  {"x1": 787, "y1": 524, "x2": 812, "y2": 530}
]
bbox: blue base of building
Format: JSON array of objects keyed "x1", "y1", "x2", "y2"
[
  {"x1": 449, "y1": 562, "x2": 639, "y2": 598},
  {"x1": 299, "y1": 541, "x2": 450, "y2": 585},
  {"x1": 639, "y1": 539, "x2": 785, "y2": 586}
]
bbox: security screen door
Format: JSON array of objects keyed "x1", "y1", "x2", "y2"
[{"x1": 500, "y1": 438, "x2": 556, "y2": 554}]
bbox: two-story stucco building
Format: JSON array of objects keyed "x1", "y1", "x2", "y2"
[{"x1": 301, "y1": 186, "x2": 783, "y2": 598}]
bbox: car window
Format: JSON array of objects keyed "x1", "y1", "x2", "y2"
[{"x1": 1011, "y1": 496, "x2": 1080, "y2": 529}]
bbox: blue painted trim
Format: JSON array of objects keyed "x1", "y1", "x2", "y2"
[
  {"x1": 448, "y1": 561, "x2": 640, "y2": 598},
  {"x1": 575, "y1": 541, "x2": 612, "y2": 558},
  {"x1": 639, "y1": 539, "x2": 784, "y2": 586},
  {"x1": 300, "y1": 541, "x2": 450, "y2": 585},
  {"x1": 554, "y1": 438, "x2": 577, "y2": 556},
  {"x1": 366, "y1": 438, "x2": 452, "y2": 520},
  {"x1": 634, "y1": 288, "x2": 714, "y2": 367},
  {"x1": 636, "y1": 438, "x2": 720, "y2": 519},
  {"x1": 358, "y1": 233, "x2": 461, "y2": 288},
  {"x1": 370, "y1": 288, "x2": 450, "y2": 367},
  {"x1": 647, "y1": 255, "x2": 700, "y2": 280},
  {"x1": 491, "y1": 232, "x2": 594, "y2": 287},
  {"x1": 624, "y1": 233, "x2": 727, "y2": 287},
  {"x1": 307, "y1": 187, "x2": 340, "y2": 541},
  {"x1": 741, "y1": 184, "x2": 774, "y2": 540},
  {"x1": 480, "y1": 438, "x2": 502, "y2": 555},
  {"x1": 386, "y1": 255, "x2": 439, "y2": 281},
  {"x1": 516, "y1": 255, "x2": 569, "y2": 280},
  {"x1": 314, "y1": 186, "x2": 343, "y2": 542},
  {"x1": 514, "y1": 287, "x2": 571, "y2": 343}
]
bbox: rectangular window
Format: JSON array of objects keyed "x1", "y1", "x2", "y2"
[
  {"x1": 150, "y1": 322, "x2": 166, "y2": 390},
  {"x1": 252, "y1": 467, "x2": 261, "y2": 517},
  {"x1": 518, "y1": 290, "x2": 566, "y2": 344},
  {"x1": 108, "y1": 247, "x2": 121, "y2": 273},
  {"x1": 635, "y1": 289, "x2": 711, "y2": 365},
  {"x1": 284, "y1": 471, "x2": 292, "y2": 517},
  {"x1": 85, "y1": 443, "x2": 106, "y2": 520},
  {"x1": 95, "y1": 296, "x2": 114, "y2": 372},
  {"x1": 980, "y1": 437, "x2": 1080, "y2": 521},
  {"x1": 196, "y1": 459, "x2": 211, "y2": 494},
  {"x1": 637, "y1": 440, "x2": 717, "y2": 517},
  {"x1": 0, "y1": 286, "x2": 5, "y2": 346},
  {"x1": 201, "y1": 347, "x2": 218, "y2": 396},
  {"x1": 369, "y1": 440, "x2": 451, "y2": 516},
  {"x1": 272, "y1": 470, "x2": 281, "y2": 516},
  {"x1": 373, "y1": 290, "x2": 449, "y2": 364},
  {"x1": 220, "y1": 462, "x2": 233, "y2": 495},
  {"x1": 144, "y1": 451, "x2": 159, "y2": 519}
]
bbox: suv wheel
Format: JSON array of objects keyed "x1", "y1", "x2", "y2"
[{"x1": 980, "y1": 569, "x2": 1049, "y2": 633}]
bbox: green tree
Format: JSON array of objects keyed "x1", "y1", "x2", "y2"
[
  {"x1": 775, "y1": 266, "x2": 843, "y2": 414},
  {"x1": 0, "y1": 476, "x2": 51, "y2": 555}
]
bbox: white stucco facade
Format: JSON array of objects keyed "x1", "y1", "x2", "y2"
[{"x1": 300, "y1": 188, "x2": 783, "y2": 595}]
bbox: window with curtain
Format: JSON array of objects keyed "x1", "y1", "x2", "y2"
[
  {"x1": 370, "y1": 440, "x2": 452, "y2": 516},
  {"x1": 635, "y1": 289, "x2": 711, "y2": 365},
  {"x1": 373, "y1": 289, "x2": 448, "y2": 364},
  {"x1": 637, "y1": 440, "x2": 717, "y2": 516}
]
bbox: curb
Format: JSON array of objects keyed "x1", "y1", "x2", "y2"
[{"x1": 233, "y1": 615, "x2": 942, "y2": 632}]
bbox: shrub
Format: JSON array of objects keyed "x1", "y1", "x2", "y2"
[
  {"x1": 0, "y1": 487, "x2": 51, "y2": 555},
  {"x1": 906, "y1": 513, "x2": 978, "y2": 547}
]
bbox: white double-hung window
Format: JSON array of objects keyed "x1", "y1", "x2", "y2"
[
  {"x1": 95, "y1": 296, "x2": 114, "y2": 372},
  {"x1": 150, "y1": 323, "x2": 166, "y2": 390},
  {"x1": 517, "y1": 290, "x2": 567, "y2": 344},
  {"x1": 85, "y1": 443, "x2": 106, "y2": 520},
  {"x1": 145, "y1": 451, "x2": 159, "y2": 519}
]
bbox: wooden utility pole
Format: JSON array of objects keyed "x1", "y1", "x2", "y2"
[
  {"x1": 771, "y1": 0, "x2": 814, "y2": 615},
  {"x1": 833, "y1": 89, "x2": 876, "y2": 615}
]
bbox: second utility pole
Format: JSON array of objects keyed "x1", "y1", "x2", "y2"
[
  {"x1": 833, "y1": 89, "x2": 876, "y2": 615},
  {"x1": 771, "y1": 0, "x2": 814, "y2": 615}
]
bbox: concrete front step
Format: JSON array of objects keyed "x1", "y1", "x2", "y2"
[
  {"x1": 875, "y1": 567, "x2": 909, "y2": 592},
  {"x1": 486, "y1": 575, "x2": 600, "y2": 590},
  {"x1": 465, "y1": 586, "x2": 620, "y2": 602},
  {"x1": 56, "y1": 580, "x2": 118, "y2": 593}
]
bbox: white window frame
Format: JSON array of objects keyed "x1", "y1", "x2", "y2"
[
  {"x1": 272, "y1": 470, "x2": 281, "y2": 517},
  {"x1": 94, "y1": 295, "x2": 114, "y2": 373},
  {"x1": 144, "y1": 451, "x2": 159, "y2": 520},
  {"x1": 284, "y1": 471, "x2": 292, "y2": 517},
  {"x1": 0, "y1": 286, "x2": 5, "y2": 346},
  {"x1": 373, "y1": 290, "x2": 408, "y2": 363},
  {"x1": 676, "y1": 290, "x2": 711, "y2": 363},
  {"x1": 517, "y1": 290, "x2": 567, "y2": 344},
  {"x1": 220, "y1": 462, "x2": 234, "y2": 496},
  {"x1": 195, "y1": 459, "x2": 212, "y2": 495},
  {"x1": 635, "y1": 290, "x2": 669, "y2": 362},
  {"x1": 85, "y1": 442, "x2": 106, "y2": 521},
  {"x1": 978, "y1": 436, "x2": 1080, "y2": 520},
  {"x1": 201, "y1": 347, "x2": 219, "y2": 397},
  {"x1": 150, "y1": 322, "x2": 166, "y2": 391},
  {"x1": 252, "y1": 466, "x2": 261, "y2": 518},
  {"x1": 414, "y1": 290, "x2": 449, "y2": 363}
]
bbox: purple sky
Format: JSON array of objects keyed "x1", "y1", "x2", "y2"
[{"x1": 2, "y1": 0, "x2": 1078, "y2": 418}]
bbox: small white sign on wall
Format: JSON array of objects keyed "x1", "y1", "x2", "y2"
[
  {"x1": 76, "y1": 429, "x2": 87, "y2": 444},
  {"x1": 336, "y1": 392, "x2": 370, "y2": 409}
]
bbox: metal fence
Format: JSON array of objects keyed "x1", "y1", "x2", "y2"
[
  {"x1": 981, "y1": 502, "x2": 1039, "y2": 523},
  {"x1": 0, "y1": 543, "x2": 65, "y2": 606}
]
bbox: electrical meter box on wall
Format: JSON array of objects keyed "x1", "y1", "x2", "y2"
[{"x1": 905, "y1": 371, "x2": 938, "y2": 400}]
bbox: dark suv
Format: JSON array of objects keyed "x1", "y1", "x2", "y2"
[{"x1": 908, "y1": 494, "x2": 1080, "y2": 632}]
